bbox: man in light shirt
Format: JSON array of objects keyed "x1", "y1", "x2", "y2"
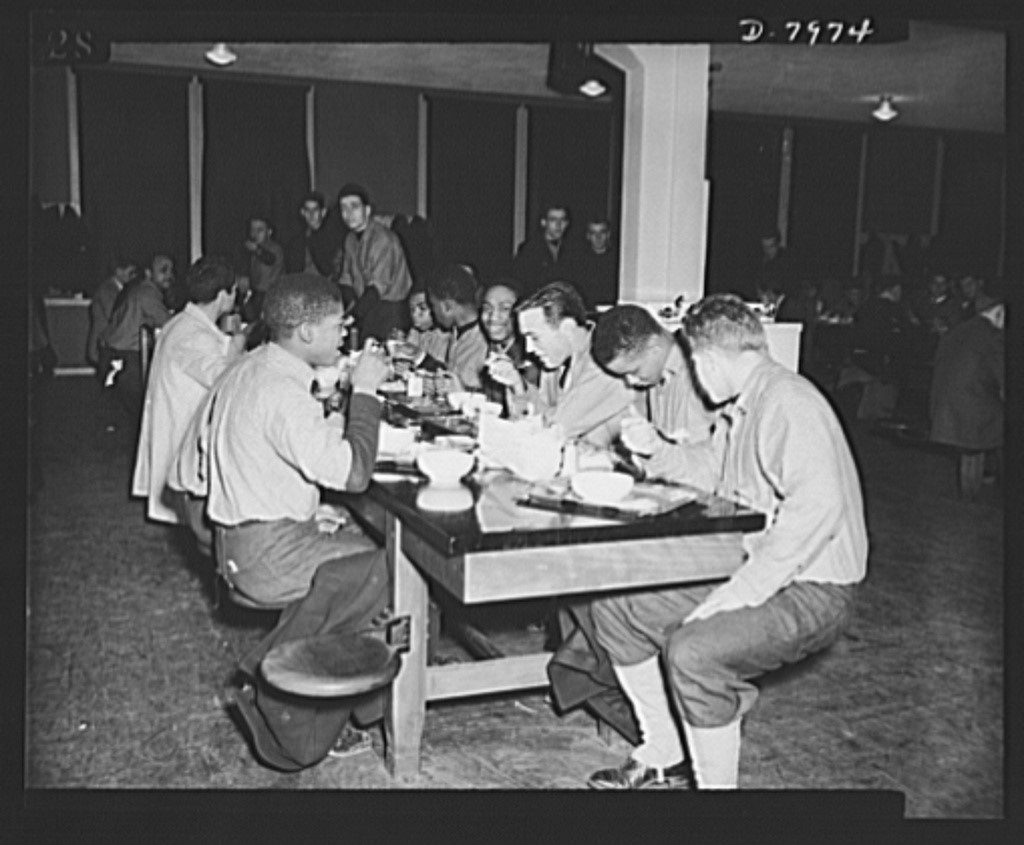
[
  {"x1": 587, "y1": 294, "x2": 868, "y2": 790},
  {"x1": 174, "y1": 272, "x2": 393, "y2": 770},
  {"x1": 485, "y1": 281, "x2": 635, "y2": 446},
  {"x1": 131, "y1": 256, "x2": 246, "y2": 552}
]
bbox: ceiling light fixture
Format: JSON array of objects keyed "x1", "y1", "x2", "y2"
[
  {"x1": 872, "y1": 95, "x2": 898, "y2": 122},
  {"x1": 205, "y1": 43, "x2": 238, "y2": 67},
  {"x1": 547, "y1": 43, "x2": 617, "y2": 99}
]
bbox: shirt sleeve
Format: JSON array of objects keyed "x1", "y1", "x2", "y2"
[
  {"x1": 177, "y1": 330, "x2": 238, "y2": 389},
  {"x1": 546, "y1": 366, "x2": 637, "y2": 446},
  {"x1": 636, "y1": 427, "x2": 722, "y2": 491},
  {"x1": 718, "y1": 390, "x2": 853, "y2": 606},
  {"x1": 268, "y1": 388, "x2": 381, "y2": 492},
  {"x1": 142, "y1": 287, "x2": 172, "y2": 328}
]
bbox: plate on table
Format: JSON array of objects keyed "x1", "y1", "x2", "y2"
[{"x1": 434, "y1": 434, "x2": 476, "y2": 452}]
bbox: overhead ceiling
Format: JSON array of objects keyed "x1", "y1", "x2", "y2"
[{"x1": 108, "y1": 21, "x2": 1005, "y2": 133}]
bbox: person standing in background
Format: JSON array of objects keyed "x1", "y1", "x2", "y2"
[
  {"x1": 283, "y1": 191, "x2": 346, "y2": 278},
  {"x1": 336, "y1": 182, "x2": 413, "y2": 342},
  {"x1": 242, "y1": 214, "x2": 285, "y2": 322},
  {"x1": 512, "y1": 203, "x2": 579, "y2": 297},
  {"x1": 576, "y1": 216, "x2": 619, "y2": 309},
  {"x1": 88, "y1": 253, "x2": 138, "y2": 372},
  {"x1": 98, "y1": 253, "x2": 176, "y2": 423}
]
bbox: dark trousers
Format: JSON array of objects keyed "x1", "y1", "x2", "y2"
[{"x1": 230, "y1": 549, "x2": 391, "y2": 771}]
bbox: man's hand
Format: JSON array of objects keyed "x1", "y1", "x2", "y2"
[
  {"x1": 619, "y1": 414, "x2": 661, "y2": 457},
  {"x1": 485, "y1": 354, "x2": 525, "y2": 391},
  {"x1": 243, "y1": 240, "x2": 258, "y2": 253},
  {"x1": 350, "y1": 345, "x2": 390, "y2": 393}
]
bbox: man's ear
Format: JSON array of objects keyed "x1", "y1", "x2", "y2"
[{"x1": 296, "y1": 321, "x2": 314, "y2": 344}]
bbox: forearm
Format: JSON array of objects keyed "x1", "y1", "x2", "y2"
[{"x1": 343, "y1": 391, "x2": 383, "y2": 492}]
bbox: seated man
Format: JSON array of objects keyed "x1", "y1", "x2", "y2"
[
  {"x1": 131, "y1": 256, "x2": 247, "y2": 553},
  {"x1": 98, "y1": 253, "x2": 176, "y2": 419},
  {"x1": 587, "y1": 294, "x2": 867, "y2": 789},
  {"x1": 174, "y1": 273, "x2": 394, "y2": 770},
  {"x1": 423, "y1": 263, "x2": 489, "y2": 390},
  {"x1": 478, "y1": 279, "x2": 539, "y2": 413},
  {"x1": 180, "y1": 273, "x2": 391, "y2": 606},
  {"x1": 485, "y1": 281, "x2": 635, "y2": 446}
]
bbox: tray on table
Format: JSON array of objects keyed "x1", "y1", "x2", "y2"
[{"x1": 518, "y1": 479, "x2": 702, "y2": 521}]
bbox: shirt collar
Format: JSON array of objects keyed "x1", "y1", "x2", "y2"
[
  {"x1": 453, "y1": 319, "x2": 479, "y2": 340},
  {"x1": 265, "y1": 341, "x2": 316, "y2": 385},
  {"x1": 182, "y1": 301, "x2": 220, "y2": 331}
]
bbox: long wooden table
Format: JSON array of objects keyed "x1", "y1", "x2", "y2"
[{"x1": 339, "y1": 470, "x2": 765, "y2": 781}]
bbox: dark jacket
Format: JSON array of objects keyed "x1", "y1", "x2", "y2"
[
  {"x1": 512, "y1": 237, "x2": 581, "y2": 297},
  {"x1": 283, "y1": 214, "x2": 347, "y2": 277}
]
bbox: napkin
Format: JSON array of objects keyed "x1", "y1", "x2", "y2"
[
  {"x1": 377, "y1": 422, "x2": 418, "y2": 460},
  {"x1": 477, "y1": 414, "x2": 564, "y2": 482}
]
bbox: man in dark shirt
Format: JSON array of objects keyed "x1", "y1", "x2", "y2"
[
  {"x1": 512, "y1": 203, "x2": 579, "y2": 297},
  {"x1": 283, "y1": 191, "x2": 347, "y2": 278},
  {"x1": 576, "y1": 216, "x2": 619, "y2": 309}
]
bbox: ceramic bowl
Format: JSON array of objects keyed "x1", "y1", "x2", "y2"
[
  {"x1": 416, "y1": 448, "x2": 475, "y2": 487},
  {"x1": 570, "y1": 470, "x2": 635, "y2": 506}
]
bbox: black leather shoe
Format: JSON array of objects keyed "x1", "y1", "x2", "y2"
[{"x1": 588, "y1": 757, "x2": 694, "y2": 790}]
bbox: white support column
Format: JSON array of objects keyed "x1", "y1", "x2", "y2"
[
  {"x1": 66, "y1": 67, "x2": 81, "y2": 214},
  {"x1": 417, "y1": 94, "x2": 429, "y2": 218},
  {"x1": 306, "y1": 86, "x2": 316, "y2": 190},
  {"x1": 188, "y1": 76, "x2": 204, "y2": 263},
  {"x1": 596, "y1": 44, "x2": 711, "y2": 305},
  {"x1": 513, "y1": 104, "x2": 529, "y2": 254}
]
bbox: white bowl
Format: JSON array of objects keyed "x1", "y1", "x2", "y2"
[
  {"x1": 416, "y1": 448, "x2": 475, "y2": 487},
  {"x1": 416, "y1": 485, "x2": 474, "y2": 512},
  {"x1": 571, "y1": 471, "x2": 635, "y2": 506},
  {"x1": 447, "y1": 391, "x2": 471, "y2": 412}
]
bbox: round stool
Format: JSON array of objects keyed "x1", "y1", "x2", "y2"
[{"x1": 261, "y1": 631, "x2": 402, "y2": 698}]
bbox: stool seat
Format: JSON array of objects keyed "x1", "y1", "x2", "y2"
[{"x1": 261, "y1": 631, "x2": 401, "y2": 698}]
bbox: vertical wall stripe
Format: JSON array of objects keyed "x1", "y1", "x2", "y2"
[
  {"x1": 513, "y1": 104, "x2": 529, "y2": 253},
  {"x1": 417, "y1": 93, "x2": 429, "y2": 218},
  {"x1": 306, "y1": 86, "x2": 316, "y2": 190},
  {"x1": 997, "y1": 153, "x2": 1006, "y2": 277},
  {"x1": 188, "y1": 76, "x2": 204, "y2": 262},
  {"x1": 930, "y1": 136, "x2": 944, "y2": 238},
  {"x1": 66, "y1": 67, "x2": 81, "y2": 213},
  {"x1": 777, "y1": 126, "x2": 794, "y2": 245},
  {"x1": 852, "y1": 131, "x2": 868, "y2": 277}
]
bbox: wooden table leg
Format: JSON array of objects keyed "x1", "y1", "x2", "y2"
[{"x1": 383, "y1": 513, "x2": 429, "y2": 781}]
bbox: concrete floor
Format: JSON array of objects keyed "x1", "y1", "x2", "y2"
[{"x1": 25, "y1": 375, "x2": 1004, "y2": 819}]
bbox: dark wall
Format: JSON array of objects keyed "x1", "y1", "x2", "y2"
[
  {"x1": 526, "y1": 103, "x2": 615, "y2": 243},
  {"x1": 30, "y1": 66, "x2": 70, "y2": 207},
  {"x1": 77, "y1": 68, "x2": 190, "y2": 292},
  {"x1": 202, "y1": 78, "x2": 309, "y2": 271},
  {"x1": 704, "y1": 116, "x2": 783, "y2": 297},
  {"x1": 427, "y1": 95, "x2": 517, "y2": 280},
  {"x1": 789, "y1": 123, "x2": 861, "y2": 280},
  {"x1": 704, "y1": 113, "x2": 1006, "y2": 295},
  {"x1": 315, "y1": 81, "x2": 420, "y2": 220}
]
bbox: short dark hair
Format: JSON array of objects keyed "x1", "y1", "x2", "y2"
[
  {"x1": 186, "y1": 256, "x2": 235, "y2": 305},
  {"x1": 301, "y1": 191, "x2": 326, "y2": 209},
  {"x1": 591, "y1": 304, "x2": 662, "y2": 367},
  {"x1": 516, "y1": 281, "x2": 588, "y2": 327},
  {"x1": 248, "y1": 213, "x2": 275, "y2": 231},
  {"x1": 541, "y1": 203, "x2": 570, "y2": 219},
  {"x1": 482, "y1": 277, "x2": 523, "y2": 301},
  {"x1": 263, "y1": 273, "x2": 345, "y2": 340},
  {"x1": 427, "y1": 263, "x2": 478, "y2": 307},
  {"x1": 337, "y1": 182, "x2": 371, "y2": 206},
  {"x1": 586, "y1": 215, "x2": 611, "y2": 229},
  {"x1": 682, "y1": 294, "x2": 767, "y2": 354}
]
